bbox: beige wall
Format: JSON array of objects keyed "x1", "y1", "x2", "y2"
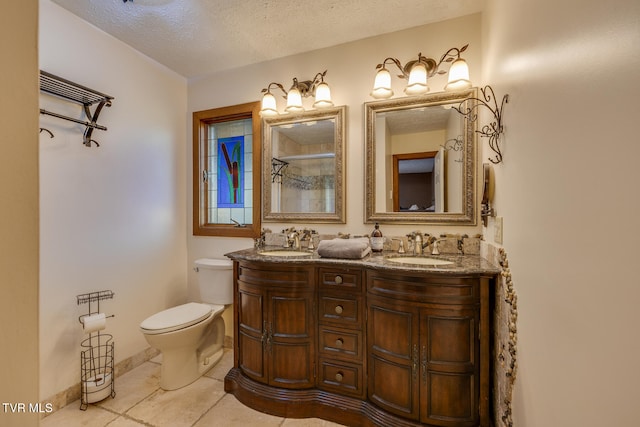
[
  {"x1": 0, "y1": 1, "x2": 40, "y2": 426},
  {"x1": 483, "y1": 0, "x2": 640, "y2": 425},
  {"x1": 39, "y1": 0, "x2": 187, "y2": 401}
]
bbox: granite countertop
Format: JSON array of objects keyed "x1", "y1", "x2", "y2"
[{"x1": 225, "y1": 246, "x2": 501, "y2": 276}]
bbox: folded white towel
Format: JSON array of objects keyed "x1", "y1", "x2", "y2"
[{"x1": 317, "y1": 238, "x2": 371, "y2": 259}]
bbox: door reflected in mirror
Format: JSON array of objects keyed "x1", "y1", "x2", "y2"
[
  {"x1": 393, "y1": 151, "x2": 444, "y2": 213},
  {"x1": 365, "y1": 89, "x2": 477, "y2": 225},
  {"x1": 263, "y1": 106, "x2": 346, "y2": 223}
]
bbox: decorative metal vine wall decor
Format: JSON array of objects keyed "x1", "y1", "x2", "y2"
[
  {"x1": 453, "y1": 85, "x2": 508, "y2": 164},
  {"x1": 442, "y1": 135, "x2": 464, "y2": 163}
]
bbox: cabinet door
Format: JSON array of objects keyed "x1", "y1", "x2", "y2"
[
  {"x1": 237, "y1": 281, "x2": 267, "y2": 383},
  {"x1": 367, "y1": 295, "x2": 420, "y2": 421},
  {"x1": 268, "y1": 288, "x2": 316, "y2": 389},
  {"x1": 420, "y1": 307, "x2": 479, "y2": 427}
]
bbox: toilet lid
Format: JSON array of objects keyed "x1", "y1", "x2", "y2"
[{"x1": 140, "y1": 302, "x2": 213, "y2": 333}]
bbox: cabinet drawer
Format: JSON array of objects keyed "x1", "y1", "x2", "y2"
[
  {"x1": 319, "y1": 295, "x2": 361, "y2": 326},
  {"x1": 318, "y1": 268, "x2": 362, "y2": 292},
  {"x1": 319, "y1": 327, "x2": 363, "y2": 361},
  {"x1": 318, "y1": 359, "x2": 364, "y2": 398},
  {"x1": 367, "y1": 272, "x2": 478, "y2": 304},
  {"x1": 238, "y1": 263, "x2": 312, "y2": 288}
]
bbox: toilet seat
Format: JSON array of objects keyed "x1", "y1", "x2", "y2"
[{"x1": 140, "y1": 302, "x2": 223, "y2": 335}]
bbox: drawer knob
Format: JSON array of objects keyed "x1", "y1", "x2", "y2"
[
  {"x1": 335, "y1": 338, "x2": 344, "y2": 348},
  {"x1": 334, "y1": 305, "x2": 344, "y2": 314},
  {"x1": 334, "y1": 275, "x2": 343, "y2": 284},
  {"x1": 335, "y1": 372, "x2": 344, "y2": 382}
]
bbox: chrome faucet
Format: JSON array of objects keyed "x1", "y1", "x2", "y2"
[
  {"x1": 301, "y1": 229, "x2": 316, "y2": 250},
  {"x1": 410, "y1": 231, "x2": 424, "y2": 255},
  {"x1": 254, "y1": 229, "x2": 266, "y2": 249},
  {"x1": 283, "y1": 228, "x2": 301, "y2": 250},
  {"x1": 431, "y1": 238, "x2": 441, "y2": 255},
  {"x1": 429, "y1": 237, "x2": 448, "y2": 255}
]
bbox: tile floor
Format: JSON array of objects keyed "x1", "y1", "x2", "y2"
[{"x1": 41, "y1": 349, "x2": 345, "y2": 427}]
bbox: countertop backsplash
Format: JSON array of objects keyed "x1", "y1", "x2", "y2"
[{"x1": 262, "y1": 229, "x2": 483, "y2": 255}]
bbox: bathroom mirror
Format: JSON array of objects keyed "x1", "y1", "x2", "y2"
[
  {"x1": 262, "y1": 106, "x2": 346, "y2": 223},
  {"x1": 364, "y1": 88, "x2": 478, "y2": 224}
]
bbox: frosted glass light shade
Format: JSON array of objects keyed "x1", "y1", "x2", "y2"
[
  {"x1": 313, "y1": 82, "x2": 333, "y2": 108},
  {"x1": 444, "y1": 58, "x2": 472, "y2": 91},
  {"x1": 370, "y1": 68, "x2": 393, "y2": 99},
  {"x1": 285, "y1": 87, "x2": 304, "y2": 113},
  {"x1": 404, "y1": 63, "x2": 429, "y2": 95},
  {"x1": 260, "y1": 92, "x2": 278, "y2": 116}
]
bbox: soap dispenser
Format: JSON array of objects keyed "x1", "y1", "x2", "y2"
[{"x1": 370, "y1": 223, "x2": 384, "y2": 252}]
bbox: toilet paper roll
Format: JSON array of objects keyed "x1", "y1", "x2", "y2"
[{"x1": 82, "y1": 313, "x2": 106, "y2": 333}]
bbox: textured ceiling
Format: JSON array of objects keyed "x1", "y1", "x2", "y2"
[{"x1": 50, "y1": 0, "x2": 483, "y2": 79}]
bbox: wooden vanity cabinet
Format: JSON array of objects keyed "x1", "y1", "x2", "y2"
[
  {"x1": 367, "y1": 271, "x2": 490, "y2": 427},
  {"x1": 236, "y1": 262, "x2": 316, "y2": 389},
  {"x1": 226, "y1": 258, "x2": 494, "y2": 427}
]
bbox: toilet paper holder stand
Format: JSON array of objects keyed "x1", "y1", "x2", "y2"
[
  {"x1": 78, "y1": 312, "x2": 115, "y2": 325},
  {"x1": 77, "y1": 290, "x2": 115, "y2": 325},
  {"x1": 76, "y1": 290, "x2": 116, "y2": 410}
]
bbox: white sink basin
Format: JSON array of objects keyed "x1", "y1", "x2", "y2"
[
  {"x1": 386, "y1": 256, "x2": 454, "y2": 266},
  {"x1": 259, "y1": 250, "x2": 312, "y2": 257}
]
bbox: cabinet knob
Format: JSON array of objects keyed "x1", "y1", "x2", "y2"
[
  {"x1": 335, "y1": 372, "x2": 344, "y2": 382},
  {"x1": 334, "y1": 275, "x2": 343, "y2": 284},
  {"x1": 334, "y1": 305, "x2": 343, "y2": 314},
  {"x1": 335, "y1": 338, "x2": 344, "y2": 348}
]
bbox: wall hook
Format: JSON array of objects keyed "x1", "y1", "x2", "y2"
[{"x1": 39, "y1": 127, "x2": 54, "y2": 138}]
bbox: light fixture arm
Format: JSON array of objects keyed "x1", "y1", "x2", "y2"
[
  {"x1": 434, "y1": 44, "x2": 468, "y2": 74},
  {"x1": 261, "y1": 82, "x2": 288, "y2": 99},
  {"x1": 375, "y1": 57, "x2": 405, "y2": 78},
  {"x1": 291, "y1": 70, "x2": 328, "y2": 97},
  {"x1": 453, "y1": 85, "x2": 509, "y2": 164}
]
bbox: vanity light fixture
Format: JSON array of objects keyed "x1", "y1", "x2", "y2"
[
  {"x1": 371, "y1": 44, "x2": 509, "y2": 164},
  {"x1": 370, "y1": 44, "x2": 471, "y2": 99},
  {"x1": 260, "y1": 70, "x2": 333, "y2": 116}
]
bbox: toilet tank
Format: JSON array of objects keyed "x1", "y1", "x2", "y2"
[{"x1": 194, "y1": 258, "x2": 233, "y2": 305}]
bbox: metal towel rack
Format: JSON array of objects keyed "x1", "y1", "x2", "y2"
[{"x1": 39, "y1": 70, "x2": 114, "y2": 147}]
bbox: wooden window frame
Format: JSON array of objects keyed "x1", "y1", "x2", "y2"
[{"x1": 192, "y1": 101, "x2": 261, "y2": 237}]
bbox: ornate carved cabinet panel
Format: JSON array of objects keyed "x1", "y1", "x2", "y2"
[
  {"x1": 237, "y1": 262, "x2": 316, "y2": 389},
  {"x1": 367, "y1": 271, "x2": 482, "y2": 427},
  {"x1": 368, "y1": 296, "x2": 420, "y2": 420}
]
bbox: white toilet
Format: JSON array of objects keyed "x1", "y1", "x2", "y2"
[{"x1": 140, "y1": 258, "x2": 233, "y2": 390}]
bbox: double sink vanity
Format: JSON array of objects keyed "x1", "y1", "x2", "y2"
[
  {"x1": 192, "y1": 78, "x2": 503, "y2": 425},
  {"x1": 224, "y1": 247, "x2": 499, "y2": 427}
]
